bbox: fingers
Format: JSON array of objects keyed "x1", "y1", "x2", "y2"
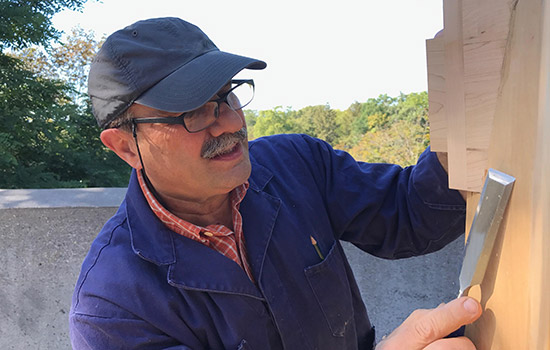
[
  {"x1": 423, "y1": 337, "x2": 476, "y2": 350},
  {"x1": 411, "y1": 297, "x2": 481, "y2": 344},
  {"x1": 375, "y1": 297, "x2": 482, "y2": 350}
]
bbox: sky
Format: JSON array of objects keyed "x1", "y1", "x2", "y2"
[{"x1": 52, "y1": 0, "x2": 444, "y2": 112}]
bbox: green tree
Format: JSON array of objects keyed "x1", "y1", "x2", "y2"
[
  {"x1": 246, "y1": 91, "x2": 430, "y2": 163},
  {"x1": 14, "y1": 26, "x2": 102, "y2": 98},
  {"x1": 52, "y1": 104, "x2": 132, "y2": 187},
  {"x1": 0, "y1": 54, "x2": 76, "y2": 187},
  {"x1": 295, "y1": 104, "x2": 338, "y2": 145},
  {"x1": 347, "y1": 92, "x2": 430, "y2": 166},
  {"x1": 252, "y1": 107, "x2": 297, "y2": 138},
  {"x1": 333, "y1": 102, "x2": 362, "y2": 149},
  {"x1": 393, "y1": 91, "x2": 428, "y2": 126},
  {"x1": 348, "y1": 119, "x2": 429, "y2": 166},
  {"x1": 243, "y1": 109, "x2": 258, "y2": 139},
  {"x1": 1, "y1": 0, "x2": 130, "y2": 188},
  {"x1": 0, "y1": 0, "x2": 90, "y2": 50},
  {"x1": 351, "y1": 94, "x2": 396, "y2": 135}
]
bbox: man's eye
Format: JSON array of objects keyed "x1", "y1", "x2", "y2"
[{"x1": 184, "y1": 110, "x2": 201, "y2": 121}]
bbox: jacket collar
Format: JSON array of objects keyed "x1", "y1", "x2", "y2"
[
  {"x1": 126, "y1": 154, "x2": 277, "y2": 298},
  {"x1": 126, "y1": 170, "x2": 176, "y2": 266},
  {"x1": 247, "y1": 155, "x2": 273, "y2": 192}
]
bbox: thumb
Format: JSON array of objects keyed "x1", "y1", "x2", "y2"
[
  {"x1": 376, "y1": 297, "x2": 482, "y2": 350},
  {"x1": 406, "y1": 297, "x2": 482, "y2": 348}
]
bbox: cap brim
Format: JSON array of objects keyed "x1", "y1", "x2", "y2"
[{"x1": 135, "y1": 50, "x2": 266, "y2": 113}]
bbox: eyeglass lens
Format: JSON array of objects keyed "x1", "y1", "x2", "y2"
[{"x1": 184, "y1": 80, "x2": 254, "y2": 132}]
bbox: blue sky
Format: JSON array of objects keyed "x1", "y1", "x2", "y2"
[{"x1": 53, "y1": 0, "x2": 444, "y2": 111}]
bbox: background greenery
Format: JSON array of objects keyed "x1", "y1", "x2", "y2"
[{"x1": 1, "y1": 0, "x2": 431, "y2": 189}]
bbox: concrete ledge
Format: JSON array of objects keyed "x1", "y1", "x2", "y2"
[
  {"x1": 0, "y1": 188, "x2": 464, "y2": 347},
  {"x1": 0, "y1": 207, "x2": 119, "y2": 350},
  {"x1": 0, "y1": 188, "x2": 127, "y2": 209}
]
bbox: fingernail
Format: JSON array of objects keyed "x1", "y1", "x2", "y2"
[{"x1": 464, "y1": 298, "x2": 479, "y2": 314}]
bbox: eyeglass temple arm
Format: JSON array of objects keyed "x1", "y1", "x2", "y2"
[{"x1": 133, "y1": 116, "x2": 185, "y2": 124}]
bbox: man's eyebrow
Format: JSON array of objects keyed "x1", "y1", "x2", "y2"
[
  {"x1": 131, "y1": 111, "x2": 182, "y2": 119},
  {"x1": 143, "y1": 109, "x2": 183, "y2": 117},
  {"x1": 156, "y1": 111, "x2": 181, "y2": 117}
]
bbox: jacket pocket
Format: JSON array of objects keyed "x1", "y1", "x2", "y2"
[{"x1": 304, "y1": 241, "x2": 353, "y2": 337}]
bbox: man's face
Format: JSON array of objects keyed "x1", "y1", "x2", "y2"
[{"x1": 129, "y1": 96, "x2": 251, "y2": 202}]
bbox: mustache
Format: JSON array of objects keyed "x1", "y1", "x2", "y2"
[{"x1": 201, "y1": 128, "x2": 248, "y2": 159}]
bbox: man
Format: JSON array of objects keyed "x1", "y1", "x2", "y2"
[{"x1": 70, "y1": 17, "x2": 481, "y2": 349}]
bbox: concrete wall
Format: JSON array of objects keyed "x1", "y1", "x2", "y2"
[{"x1": 0, "y1": 188, "x2": 464, "y2": 349}]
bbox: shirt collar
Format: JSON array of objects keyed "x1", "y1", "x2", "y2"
[{"x1": 136, "y1": 170, "x2": 248, "y2": 239}]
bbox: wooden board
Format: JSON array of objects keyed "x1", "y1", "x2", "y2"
[
  {"x1": 527, "y1": 0, "x2": 550, "y2": 346},
  {"x1": 462, "y1": 0, "x2": 515, "y2": 192},
  {"x1": 429, "y1": 0, "x2": 515, "y2": 192},
  {"x1": 426, "y1": 34, "x2": 447, "y2": 152},
  {"x1": 462, "y1": 0, "x2": 550, "y2": 347},
  {"x1": 443, "y1": 0, "x2": 468, "y2": 190}
]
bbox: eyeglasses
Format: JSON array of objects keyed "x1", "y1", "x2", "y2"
[{"x1": 132, "y1": 79, "x2": 255, "y2": 133}]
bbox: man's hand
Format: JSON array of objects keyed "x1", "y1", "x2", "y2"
[{"x1": 375, "y1": 297, "x2": 482, "y2": 350}]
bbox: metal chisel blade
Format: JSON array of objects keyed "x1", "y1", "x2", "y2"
[{"x1": 458, "y1": 168, "x2": 516, "y2": 297}]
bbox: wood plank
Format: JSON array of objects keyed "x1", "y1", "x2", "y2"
[
  {"x1": 465, "y1": 191, "x2": 480, "y2": 243},
  {"x1": 528, "y1": 0, "x2": 550, "y2": 346},
  {"x1": 443, "y1": 0, "x2": 467, "y2": 190},
  {"x1": 463, "y1": 0, "x2": 548, "y2": 347},
  {"x1": 465, "y1": 148, "x2": 486, "y2": 191},
  {"x1": 426, "y1": 34, "x2": 447, "y2": 152},
  {"x1": 462, "y1": 0, "x2": 515, "y2": 44},
  {"x1": 462, "y1": 0, "x2": 515, "y2": 191}
]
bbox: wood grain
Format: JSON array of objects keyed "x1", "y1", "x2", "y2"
[
  {"x1": 528, "y1": 0, "x2": 550, "y2": 346},
  {"x1": 463, "y1": 0, "x2": 549, "y2": 347},
  {"x1": 426, "y1": 34, "x2": 447, "y2": 152},
  {"x1": 462, "y1": 0, "x2": 515, "y2": 191},
  {"x1": 443, "y1": 0, "x2": 467, "y2": 190}
]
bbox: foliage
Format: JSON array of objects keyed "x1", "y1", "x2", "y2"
[
  {"x1": 0, "y1": 52, "x2": 128, "y2": 188},
  {"x1": 351, "y1": 94, "x2": 394, "y2": 135},
  {"x1": 0, "y1": 54, "x2": 70, "y2": 187},
  {"x1": 348, "y1": 119, "x2": 429, "y2": 166},
  {"x1": 52, "y1": 104, "x2": 132, "y2": 187},
  {"x1": 252, "y1": 107, "x2": 297, "y2": 139},
  {"x1": 0, "y1": 0, "x2": 89, "y2": 50},
  {"x1": 1, "y1": 0, "x2": 130, "y2": 188},
  {"x1": 248, "y1": 91, "x2": 430, "y2": 167},
  {"x1": 0, "y1": 0, "x2": 431, "y2": 188},
  {"x1": 332, "y1": 102, "x2": 361, "y2": 149},
  {"x1": 243, "y1": 109, "x2": 258, "y2": 139},
  {"x1": 13, "y1": 26, "x2": 102, "y2": 97},
  {"x1": 294, "y1": 105, "x2": 338, "y2": 145}
]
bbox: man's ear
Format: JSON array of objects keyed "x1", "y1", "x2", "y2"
[{"x1": 100, "y1": 129, "x2": 142, "y2": 169}]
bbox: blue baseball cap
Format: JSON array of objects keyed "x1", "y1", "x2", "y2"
[{"x1": 88, "y1": 17, "x2": 266, "y2": 128}]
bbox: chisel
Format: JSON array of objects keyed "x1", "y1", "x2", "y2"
[
  {"x1": 446, "y1": 169, "x2": 515, "y2": 338},
  {"x1": 458, "y1": 168, "x2": 516, "y2": 298}
]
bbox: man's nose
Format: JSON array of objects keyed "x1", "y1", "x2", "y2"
[{"x1": 207, "y1": 103, "x2": 245, "y2": 137}]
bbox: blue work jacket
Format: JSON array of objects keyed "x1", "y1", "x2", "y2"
[{"x1": 70, "y1": 134, "x2": 466, "y2": 350}]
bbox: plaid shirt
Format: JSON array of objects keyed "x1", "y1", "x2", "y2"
[{"x1": 137, "y1": 171, "x2": 254, "y2": 282}]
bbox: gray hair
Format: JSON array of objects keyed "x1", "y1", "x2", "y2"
[{"x1": 105, "y1": 109, "x2": 134, "y2": 132}]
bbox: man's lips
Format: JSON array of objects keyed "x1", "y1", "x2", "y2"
[
  {"x1": 200, "y1": 128, "x2": 247, "y2": 159},
  {"x1": 210, "y1": 142, "x2": 243, "y2": 161}
]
